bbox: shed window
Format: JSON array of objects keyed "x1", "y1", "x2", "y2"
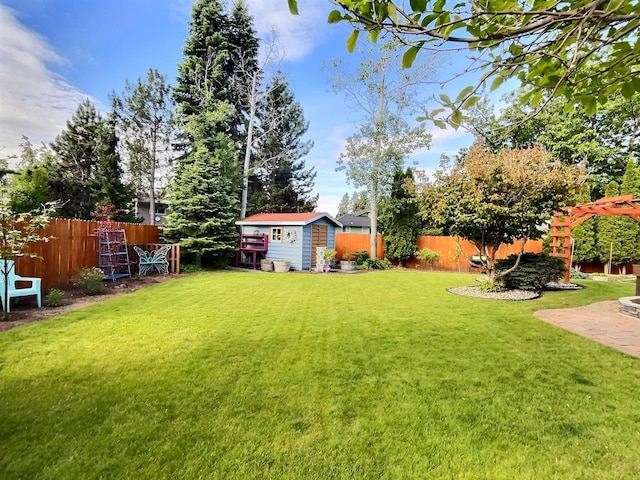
[{"x1": 270, "y1": 227, "x2": 283, "y2": 242}]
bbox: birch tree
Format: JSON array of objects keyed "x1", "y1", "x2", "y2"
[{"x1": 332, "y1": 39, "x2": 432, "y2": 258}]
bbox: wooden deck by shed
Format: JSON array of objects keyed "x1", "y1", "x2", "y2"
[{"x1": 236, "y1": 213, "x2": 343, "y2": 270}]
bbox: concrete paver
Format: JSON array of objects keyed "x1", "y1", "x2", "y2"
[{"x1": 534, "y1": 300, "x2": 640, "y2": 358}]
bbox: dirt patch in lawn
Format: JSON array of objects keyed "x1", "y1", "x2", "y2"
[{"x1": 0, "y1": 274, "x2": 182, "y2": 332}]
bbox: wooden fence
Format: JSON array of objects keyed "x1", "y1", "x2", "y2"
[
  {"x1": 335, "y1": 233, "x2": 543, "y2": 272},
  {"x1": 335, "y1": 233, "x2": 384, "y2": 260},
  {"x1": 13, "y1": 219, "x2": 162, "y2": 291}
]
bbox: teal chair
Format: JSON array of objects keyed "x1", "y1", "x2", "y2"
[{"x1": 0, "y1": 260, "x2": 42, "y2": 312}]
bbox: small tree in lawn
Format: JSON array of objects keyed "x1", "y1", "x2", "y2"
[
  {"x1": 415, "y1": 142, "x2": 581, "y2": 288},
  {"x1": 0, "y1": 191, "x2": 57, "y2": 320}
]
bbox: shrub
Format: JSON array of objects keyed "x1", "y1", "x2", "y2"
[
  {"x1": 364, "y1": 258, "x2": 391, "y2": 270},
  {"x1": 45, "y1": 288, "x2": 64, "y2": 307},
  {"x1": 324, "y1": 249, "x2": 337, "y2": 262},
  {"x1": 570, "y1": 268, "x2": 589, "y2": 280},
  {"x1": 74, "y1": 267, "x2": 106, "y2": 295},
  {"x1": 496, "y1": 253, "x2": 566, "y2": 291},
  {"x1": 353, "y1": 250, "x2": 369, "y2": 266},
  {"x1": 416, "y1": 247, "x2": 441, "y2": 270}
]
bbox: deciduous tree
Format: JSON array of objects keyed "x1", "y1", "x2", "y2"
[
  {"x1": 333, "y1": 39, "x2": 432, "y2": 258},
  {"x1": 291, "y1": 0, "x2": 640, "y2": 123},
  {"x1": 416, "y1": 142, "x2": 582, "y2": 287}
]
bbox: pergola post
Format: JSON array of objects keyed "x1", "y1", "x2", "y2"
[{"x1": 550, "y1": 196, "x2": 640, "y2": 283}]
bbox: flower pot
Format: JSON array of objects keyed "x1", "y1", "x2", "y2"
[
  {"x1": 260, "y1": 259, "x2": 273, "y2": 272},
  {"x1": 340, "y1": 260, "x2": 356, "y2": 271},
  {"x1": 272, "y1": 260, "x2": 291, "y2": 273}
]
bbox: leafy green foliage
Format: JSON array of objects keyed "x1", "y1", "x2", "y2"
[
  {"x1": 415, "y1": 247, "x2": 441, "y2": 269},
  {"x1": 380, "y1": 168, "x2": 421, "y2": 266},
  {"x1": 415, "y1": 142, "x2": 581, "y2": 286},
  {"x1": 45, "y1": 288, "x2": 64, "y2": 307},
  {"x1": 332, "y1": 39, "x2": 432, "y2": 258},
  {"x1": 74, "y1": 267, "x2": 106, "y2": 296},
  {"x1": 353, "y1": 250, "x2": 370, "y2": 265},
  {"x1": 0, "y1": 192, "x2": 58, "y2": 319},
  {"x1": 496, "y1": 253, "x2": 566, "y2": 291},
  {"x1": 482, "y1": 91, "x2": 640, "y2": 197},
  {"x1": 300, "y1": 0, "x2": 640, "y2": 126},
  {"x1": 364, "y1": 258, "x2": 391, "y2": 269}
]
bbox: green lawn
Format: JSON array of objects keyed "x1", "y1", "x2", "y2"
[{"x1": 0, "y1": 270, "x2": 638, "y2": 479}]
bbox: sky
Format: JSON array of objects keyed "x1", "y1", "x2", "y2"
[{"x1": 0, "y1": 0, "x2": 478, "y2": 216}]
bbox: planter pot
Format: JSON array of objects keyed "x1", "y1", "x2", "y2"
[
  {"x1": 260, "y1": 260, "x2": 273, "y2": 272},
  {"x1": 340, "y1": 260, "x2": 356, "y2": 271},
  {"x1": 272, "y1": 260, "x2": 291, "y2": 273}
]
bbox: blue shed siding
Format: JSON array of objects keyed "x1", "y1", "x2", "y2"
[
  {"x1": 240, "y1": 225, "x2": 304, "y2": 270},
  {"x1": 241, "y1": 219, "x2": 339, "y2": 271}
]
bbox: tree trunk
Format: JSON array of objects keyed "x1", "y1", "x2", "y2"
[{"x1": 240, "y1": 72, "x2": 258, "y2": 219}]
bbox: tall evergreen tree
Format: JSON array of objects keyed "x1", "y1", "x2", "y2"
[
  {"x1": 228, "y1": 0, "x2": 259, "y2": 143},
  {"x1": 111, "y1": 68, "x2": 175, "y2": 225},
  {"x1": 162, "y1": 127, "x2": 239, "y2": 268},
  {"x1": 169, "y1": 0, "x2": 244, "y2": 266},
  {"x1": 379, "y1": 168, "x2": 421, "y2": 266},
  {"x1": 249, "y1": 72, "x2": 317, "y2": 214},
  {"x1": 50, "y1": 100, "x2": 132, "y2": 219},
  {"x1": 336, "y1": 193, "x2": 351, "y2": 217}
]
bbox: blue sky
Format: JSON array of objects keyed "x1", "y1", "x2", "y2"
[{"x1": 0, "y1": 0, "x2": 477, "y2": 215}]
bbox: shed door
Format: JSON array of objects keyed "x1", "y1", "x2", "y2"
[{"x1": 310, "y1": 224, "x2": 328, "y2": 267}]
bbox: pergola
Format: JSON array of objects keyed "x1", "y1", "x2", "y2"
[{"x1": 550, "y1": 195, "x2": 640, "y2": 282}]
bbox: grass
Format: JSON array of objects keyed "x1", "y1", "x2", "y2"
[{"x1": 0, "y1": 270, "x2": 638, "y2": 479}]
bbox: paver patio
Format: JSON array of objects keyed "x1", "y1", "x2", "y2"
[{"x1": 534, "y1": 300, "x2": 640, "y2": 358}]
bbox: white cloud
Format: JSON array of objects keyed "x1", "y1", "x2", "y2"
[
  {"x1": 245, "y1": 0, "x2": 328, "y2": 61},
  {"x1": 0, "y1": 6, "x2": 89, "y2": 161}
]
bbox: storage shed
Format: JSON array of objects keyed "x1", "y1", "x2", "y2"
[{"x1": 236, "y1": 213, "x2": 343, "y2": 271}]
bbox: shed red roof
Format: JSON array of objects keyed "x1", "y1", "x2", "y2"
[{"x1": 237, "y1": 212, "x2": 342, "y2": 226}]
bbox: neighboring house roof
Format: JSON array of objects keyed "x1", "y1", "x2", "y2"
[
  {"x1": 337, "y1": 212, "x2": 371, "y2": 228},
  {"x1": 237, "y1": 212, "x2": 343, "y2": 227}
]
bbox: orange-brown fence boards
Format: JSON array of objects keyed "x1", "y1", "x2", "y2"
[
  {"x1": 335, "y1": 233, "x2": 384, "y2": 260},
  {"x1": 405, "y1": 236, "x2": 543, "y2": 271},
  {"x1": 13, "y1": 219, "x2": 161, "y2": 291},
  {"x1": 335, "y1": 233, "x2": 543, "y2": 271}
]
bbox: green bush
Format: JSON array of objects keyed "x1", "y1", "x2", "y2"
[
  {"x1": 416, "y1": 247, "x2": 441, "y2": 269},
  {"x1": 45, "y1": 288, "x2": 64, "y2": 307},
  {"x1": 74, "y1": 267, "x2": 106, "y2": 295},
  {"x1": 353, "y1": 250, "x2": 369, "y2": 266},
  {"x1": 364, "y1": 258, "x2": 391, "y2": 270},
  {"x1": 496, "y1": 253, "x2": 566, "y2": 291},
  {"x1": 570, "y1": 268, "x2": 589, "y2": 280}
]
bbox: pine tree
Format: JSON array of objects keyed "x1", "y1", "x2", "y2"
[
  {"x1": 249, "y1": 72, "x2": 317, "y2": 214},
  {"x1": 50, "y1": 100, "x2": 132, "y2": 219},
  {"x1": 164, "y1": 102, "x2": 239, "y2": 267},
  {"x1": 228, "y1": 0, "x2": 259, "y2": 143},
  {"x1": 336, "y1": 193, "x2": 351, "y2": 217},
  {"x1": 111, "y1": 68, "x2": 175, "y2": 225},
  {"x1": 379, "y1": 168, "x2": 421, "y2": 266},
  {"x1": 94, "y1": 115, "x2": 136, "y2": 221}
]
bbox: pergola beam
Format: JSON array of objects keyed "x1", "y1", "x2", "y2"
[{"x1": 550, "y1": 195, "x2": 640, "y2": 282}]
